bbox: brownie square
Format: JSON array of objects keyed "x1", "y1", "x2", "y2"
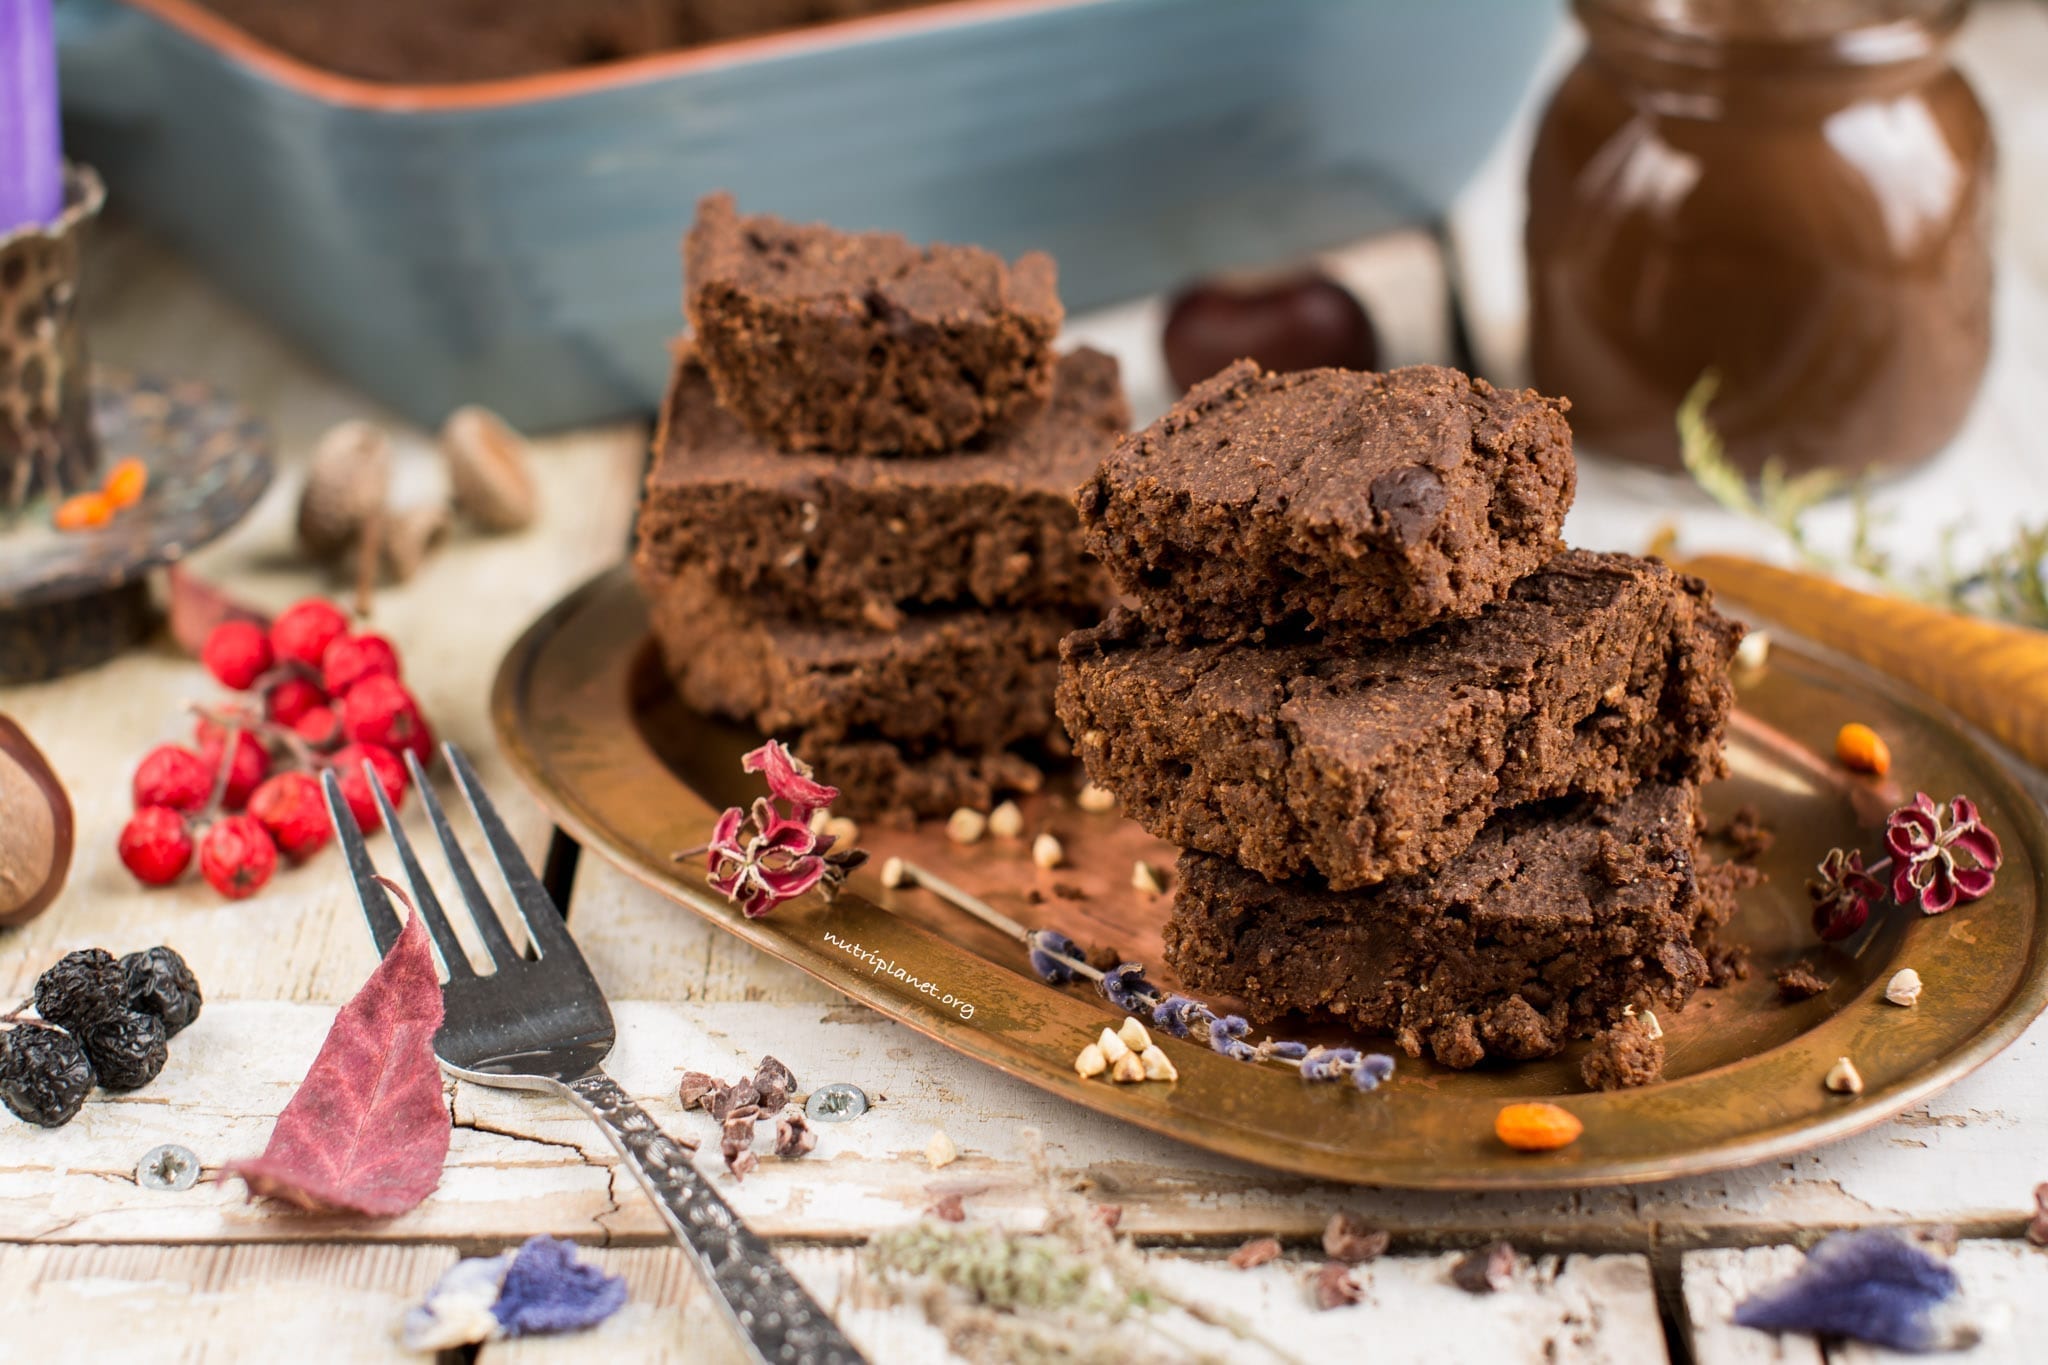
[
  {"x1": 639, "y1": 564, "x2": 1077, "y2": 821},
  {"x1": 1163, "y1": 782, "x2": 1736, "y2": 1069},
  {"x1": 1057, "y1": 550, "x2": 1741, "y2": 890},
  {"x1": 633, "y1": 345, "x2": 1125, "y2": 629},
  {"x1": 1076, "y1": 360, "x2": 1576, "y2": 643},
  {"x1": 684, "y1": 191, "x2": 1064, "y2": 456}
]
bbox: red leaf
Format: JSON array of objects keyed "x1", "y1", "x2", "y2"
[
  {"x1": 167, "y1": 565, "x2": 271, "y2": 658},
  {"x1": 225, "y1": 912, "x2": 449, "y2": 1216}
]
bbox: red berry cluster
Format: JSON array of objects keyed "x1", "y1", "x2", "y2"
[{"x1": 117, "y1": 599, "x2": 436, "y2": 900}]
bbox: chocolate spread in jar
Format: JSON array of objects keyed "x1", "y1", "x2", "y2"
[{"x1": 1527, "y1": 0, "x2": 1993, "y2": 475}]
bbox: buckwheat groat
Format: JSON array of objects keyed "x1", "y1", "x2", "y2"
[
  {"x1": 1075, "y1": 360, "x2": 1575, "y2": 643},
  {"x1": 1057, "y1": 550, "x2": 1740, "y2": 889},
  {"x1": 684, "y1": 191, "x2": 1064, "y2": 455},
  {"x1": 633, "y1": 346, "x2": 1124, "y2": 628},
  {"x1": 1163, "y1": 782, "x2": 1735, "y2": 1069}
]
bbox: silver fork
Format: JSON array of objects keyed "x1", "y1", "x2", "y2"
[{"x1": 321, "y1": 743, "x2": 867, "y2": 1365}]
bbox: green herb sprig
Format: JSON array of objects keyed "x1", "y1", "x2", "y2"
[{"x1": 1677, "y1": 374, "x2": 2048, "y2": 629}]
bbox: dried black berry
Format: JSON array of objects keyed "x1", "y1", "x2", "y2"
[
  {"x1": 121, "y1": 946, "x2": 203, "y2": 1037},
  {"x1": 32, "y1": 948, "x2": 126, "y2": 1033},
  {"x1": 0, "y1": 1026, "x2": 95, "y2": 1127},
  {"x1": 81, "y1": 1010, "x2": 168, "y2": 1092}
]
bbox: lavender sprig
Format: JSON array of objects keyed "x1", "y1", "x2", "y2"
[{"x1": 881, "y1": 859, "x2": 1396, "y2": 1092}]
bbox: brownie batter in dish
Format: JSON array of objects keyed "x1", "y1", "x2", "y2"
[
  {"x1": 1057, "y1": 550, "x2": 1741, "y2": 890},
  {"x1": 1163, "y1": 782, "x2": 1735, "y2": 1070},
  {"x1": 685, "y1": 192, "x2": 1064, "y2": 456},
  {"x1": 633, "y1": 346, "x2": 1124, "y2": 629},
  {"x1": 1075, "y1": 360, "x2": 1575, "y2": 644}
]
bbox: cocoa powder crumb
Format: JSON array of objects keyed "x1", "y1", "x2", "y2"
[
  {"x1": 1775, "y1": 960, "x2": 1831, "y2": 1001},
  {"x1": 1312, "y1": 1261, "x2": 1362, "y2": 1309}
]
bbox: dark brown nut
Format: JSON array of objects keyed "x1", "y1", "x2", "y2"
[
  {"x1": 1161, "y1": 272, "x2": 1379, "y2": 393},
  {"x1": 0, "y1": 716, "x2": 74, "y2": 928},
  {"x1": 297, "y1": 420, "x2": 391, "y2": 561},
  {"x1": 441, "y1": 404, "x2": 537, "y2": 533}
]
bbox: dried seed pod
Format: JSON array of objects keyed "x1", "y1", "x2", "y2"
[
  {"x1": 297, "y1": 419, "x2": 391, "y2": 561},
  {"x1": 1116, "y1": 1018, "x2": 1152, "y2": 1053},
  {"x1": 1032, "y1": 832, "x2": 1065, "y2": 869},
  {"x1": 1110, "y1": 1051, "x2": 1145, "y2": 1083},
  {"x1": 1076, "y1": 783, "x2": 1117, "y2": 813},
  {"x1": 0, "y1": 716, "x2": 74, "y2": 928},
  {"x1": 987, "y1": 801, "x2": 1024, "y2": 840},
  {"x1": 380, "y1": 499, "x2": 450, "y2": 584},
  {"x1": 1825, "y1": 1056, "x2": 1865, "y2": 1094},
  {"x1": 1096, "y1": 1026, "x2": 1131, "y2": 1065},
  {"x1": 924, "y1": 1129, "x2": 958, "y2": 1169},
  {"x1": 1073, "y1": 1043, "x2": 1107, "y2": 1078},
  {"x1": 441, "y1": 405, "x2": 537, "y2": 533},
  {"x1": 946, "y1": 808, "x2": 987, "y2": 845},
  {"x1": 1886, "y1": 968, "x2": 1924, "y2": 1007},
  {"x1": 1139, "y1": 1046, "x2": 1178, "y2": 1082}
]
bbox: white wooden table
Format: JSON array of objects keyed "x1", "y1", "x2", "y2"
[{"x1": 6, "y1": 4, "x2": 2048, "y2": 1360}]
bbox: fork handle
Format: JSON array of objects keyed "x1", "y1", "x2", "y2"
[{"x1": 566, "y1": 1071, "x2": 868, "y2": 1365}]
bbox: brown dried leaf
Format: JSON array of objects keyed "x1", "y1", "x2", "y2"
[
  {"x1": 1323, "y1": 1213, "x2": 1390, "y2": 1265},
  {"x1": 1229, "y1": 1236, "x2": 1282, "y2": 1271}
]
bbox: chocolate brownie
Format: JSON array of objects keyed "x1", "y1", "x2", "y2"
[
  {"x1": 1058, "y1": 550, "x2": 1740, "y2": 890},
  {"x1": 1162, "y1": 782, "x2": 1738, "y2": 1069},
  {"x1": 634, "y1": 345, "x2": 1124, "y2": 629},
  {"x1": 1075, "y1": 360, "x2": 1575, "y2": 643},
  {"x1": 642, "y1": 562, "x2": 1079, "y2": 754},
  {"x1": 685, "y1": 192, "x2": 1064, "y2": 456}
]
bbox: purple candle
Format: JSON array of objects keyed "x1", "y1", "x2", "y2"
[{"x1": 0, "y1": 0, "x2": 64, "y2": 234}]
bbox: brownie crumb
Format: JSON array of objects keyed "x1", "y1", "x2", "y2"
[
  {"x1": 1084, "y1": 944, "x2": 1123, "y2": 972},
  {"x1": 1052, "y1": 882, "x2": 1092, "y2": 903},
  {"x1": 1713, "y1": 802, "x2": 1776, "y2": 863},
  {"x1": 1774, "y1": 960, "x2": 1831, "y2": 1000},
  {"x1": 1579, "y1": 1014, "x2": 1667, "y2": 1091}
]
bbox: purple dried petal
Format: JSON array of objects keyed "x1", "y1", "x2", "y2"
[
  {"x1": 1732, "y1": 1229, "x2": 1963, "y2": 1352},
  {"x1": 1026, "y1": 929, "x2": 1079, "y2": 984},
  {"x1": 1300, "y1": 1047, "x2": 1359, "y2": 1083},
  {"x1": 1099, "y1": 962, "x2": 1158, "y2": 1014},
  {"x1": 1151, "y1": 995, "x2": 1209, "y2": 1039},
  {"x1": 1266, "y1": 1040, "x2": 1309, "y2": 1060},
  {"x1": 490, "y1": 1236, "x2": 627, "y2": 1338},
  {"x1": 1353, "y1": 1053, "x2": 1397, "y2": 1091}
]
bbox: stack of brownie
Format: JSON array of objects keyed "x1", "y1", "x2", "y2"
[
  {"x1": 633, "y1": 193, "x2": 1129, "y2": 823},
  {"x1": 1056, "y1": 360, "x2": 1745, "y2": 1071}
]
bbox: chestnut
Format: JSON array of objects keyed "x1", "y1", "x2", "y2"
[
  {"x1": 0, "y1": 715, "x2": 74, "y2": 928},
  {"x1": 1161, "y1": 271, "x2": 1380, "y2": 393}
]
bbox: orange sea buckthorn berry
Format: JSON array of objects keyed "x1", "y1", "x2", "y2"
[
  {"x1": 53, "y1": 491, "x2": 114, "y2": 532},
  {"x1": 102, "y1": 457, "x2": 149, "y2": 509},
  {"x1": 1835, "y1": 722, "x2": 1891, "y2": 776},
  {"x1": 1495, "y1": 1101, "x2": 1584, "y2": 1153}
]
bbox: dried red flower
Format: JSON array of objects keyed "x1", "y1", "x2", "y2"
[
  {"x1": 689, "y1": 741, "x2": 864, "y2": 919},
  {"x1": 1885, "y1": 793, "x2": 2002, "y2": 916},
  {"x1": 1809, "y1": 848, "x2": 1884, "y2": 942}
]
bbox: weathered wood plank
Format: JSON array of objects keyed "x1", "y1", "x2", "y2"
[
  {"x1": 0, "y1": 1242, "x2": 457, "y2": 1363},
  {"x1": 4, "y1": 996, "x2": 2042, "y2": 1249},
  {"x1": 1684, "y1": 1240, "x2": 2048, "y2": 1365},
  {"x1": 477, "y1": 1245, "x2": 1668, "y2": 1365}
]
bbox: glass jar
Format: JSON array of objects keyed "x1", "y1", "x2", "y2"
[{"x1": 1526, "y1": 0, "x2": 1993, "y2": 475}]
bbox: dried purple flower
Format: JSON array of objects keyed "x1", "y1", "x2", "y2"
[
  {"x1": 1732, "y1": 1229, "x2": 1970, "y2": 1352},
  {"x1": 1098, "y1": 961, "x2": 1158, "y2": 1014},
  {"x1": 1353, "y1": 1053, "x2": 1397, "y2": 1092},
  {"x1": 1808, "y1": 847, "x2": 1883, "y2": 943},
  {"x1": 1208, "y1": 1014, "x2": 1258, "y2": 1062},
  {"x1": 1264, "y1": 1040, "x2": 1310, "y2": 1061},
  {"x1": 1300, "y1": 1046, "x2": 1360, "y2": 1083},
  {"x1": 1151, "y1": 994, "x2": 1210, "y2": 1039},
  {"x1": 1026, "y1": 929, "x2": 1080, "y2": 984},
  {"x1": 1886, "y1": 793, "x2": 2002, "y2": 916}
]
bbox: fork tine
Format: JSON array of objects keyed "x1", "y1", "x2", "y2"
[
  {"x1": 406, "y1": 749, "x2": 527, "y2": 970},
  {"x1": 363, "y1": 758, "x2": 475, "y2": 979},
  {"x1": 322, "y1": 768, "x2": 404, "y2": 956},
  {"x1": 445, "y1": 743, "x2": 577, "y2": 961}
]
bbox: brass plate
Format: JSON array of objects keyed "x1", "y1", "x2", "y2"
[{"x1": 492, "y1": 569, "x2": 2048, "y2": 1190}]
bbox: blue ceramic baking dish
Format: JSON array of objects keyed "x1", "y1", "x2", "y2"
[{"x1": 57, "y1": 0, "x2": 1558, "y2": 430}]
